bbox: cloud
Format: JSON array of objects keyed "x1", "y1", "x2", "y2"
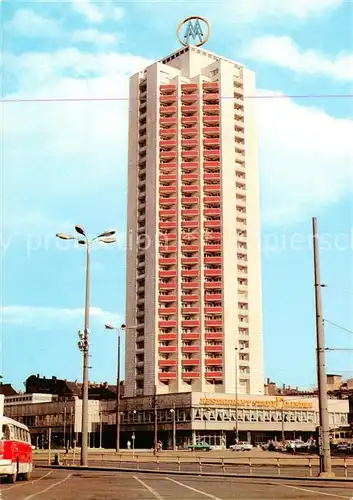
[
  {"x1": 72, "y1": 29, "x2": 121, "y2": 46},
  {"x1": 246, "y1": 36, "x2": 353, "y2": 82},
  {"x1": 6, "y1": 9, "x2": 62, "y2": 38},
  {"x1": 0, "y1": 305, "x2": 121, "y2": 328},
  {"x1": 71, "y1": 0, "x2": 125, "y2": 23},
  {"x1": 257, "y1": 91, "x2": 353, "y2": 224}
]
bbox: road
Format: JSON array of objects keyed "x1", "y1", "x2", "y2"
[{"x1": 1, "y1": 469, "x2": 353, "y2": 499}]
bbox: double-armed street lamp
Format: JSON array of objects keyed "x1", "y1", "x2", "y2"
[
  {"x1": 105, "y1": 323, "x2": 136, "y2": 452},
  {"x1": 56, "y1": 225, "x2": 116, "y2": 466}
]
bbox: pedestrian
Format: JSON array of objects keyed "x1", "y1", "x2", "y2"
[{"x1": 127, "y1": 440, "x2": 131, "y2": 450}]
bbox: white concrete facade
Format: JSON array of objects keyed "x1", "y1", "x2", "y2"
[{"x1": 125, "y1": 46, "x2": 263, "y2": 398}]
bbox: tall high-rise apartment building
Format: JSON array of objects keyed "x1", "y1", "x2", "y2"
[{"x1": 125, "y1": 44, "x2": 263, "y2": 398}]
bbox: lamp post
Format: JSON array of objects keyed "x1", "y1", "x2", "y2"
[
  {"x1": 170, "y1": 406, "x2": 176, "y2": 451},
  {"x1": 56, "y1": 225, "x2": 116, "y2": 466},
  {"x1": 105, "y1": 323, "x2": 136, "y2": 452},
  {"x1": 234, "y1": 347, "x2": 244, "y2": 443}
]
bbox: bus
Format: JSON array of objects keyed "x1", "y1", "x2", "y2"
[{"x1": 0, "y1": 395, "x2": 33, "y2": 483}]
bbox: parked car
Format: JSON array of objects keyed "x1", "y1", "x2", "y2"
[
  {"x1": 188, "y1": 441, "x2": 212, "y2": 451},
  {"x1": 230, "y1": 441, "x2": 253, "y2": 451}
]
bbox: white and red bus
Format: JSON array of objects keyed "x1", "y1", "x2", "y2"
[{"x1": 0, "y1": 395, "x2": 33, "y2": 483}]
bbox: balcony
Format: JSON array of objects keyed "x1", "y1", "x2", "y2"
[
  {"x1": 204, "y1": 244, "x2": 221, "y2": 252},
  {"x1": 182, "y1": 359, "x2": 200, "y2": 366},
  {"x1": 181, "y1": 294, "x2": 199, "y2": 301},
  {"x1": 182, "y1": 105, "x2": 198, "y2": 114},
  {"x1": 160, "y1": 245, "x2": 177, "y2": 252},
  {"x1": 182, "y1": 332, "x2": 200, "y2": 340},
  {"x1": 158, "y1": 307, "x2": 177, "y2": 315},
  {"x1": 181, "y1": 165, "x2": 199, "y2": 170},
  {"x1": 158, "y1": 333, "x2": 177, "y2": 341},
  {"x1": 181, "y1": 173, "x2": 199, "y2": 182},
  {"x1": 159, "y1": 294, "x2": 177, "y2": 302},
  {"x1": 160, "y1": 128, "x2": 177, "y2": 137},
  {"x1": 203, "y1": 82, "x2": 220, "y2": 91},
  {"x1": 182, "y1": 139, "x2": 198, "y2": 147},
  {"x1": 203, "y1": 105, "x2": 220, "y2": 113},
  {"x1": 204, "y1": 269, "x2": 222, "y2": 277},
  {"x1": 160, "y1": 105, "x2": 177, "y2": 115},
  {"x1": 205, "y1": 371, "x2": 223, "y2": 379},
  {"x1": 181, "y1": 116, "x2": 198, "y2": 125},
  {"x1": 203, "y1": 138, "x2": 220, "y2": 146},
  {"x1": 159, "y1": 346, "x2": 177, "y2": 354},
  {"x1": 159, "y1": 196, "x2": 177, "y2": 205},
  {"x1": 159, "y1": 320, "x2": 177, "y2": 328},
  {"x1": 182, "y1": 94, "x2": 198, "y2": 103},
  {"x1": 159, "y1": 372, "x2": 177, "y2": 380},
  {"x1": 182, "y1": 320, "x2": 200, "y2": 327},
  {"x1": 182, "y1": 245, "x2": 199, "y2": 252},
  {"x1": 181, "y1": 209, "x2": 198, "y2": 217},
  {"x1": 160, "y1": 95, "x2": 176, "y2": 104},
  {"x1": 204, "y1": 233, "x2": 221, "y2": 242},
  {"x1": 182, "y1": 185, "x2": 199, "y2": 193},
  {"x1": 182, "y1": 372, "x2": 200, "y2": 379},
  {"x1": 159, "y1": 221, "x2": 177, "y2": 229},
  {"x1": 159, "y1": 233, "x2": 177, "y2": 242},
  {"x1": 204, "y1": 196, "x2": 221, "y2": 204},
  {"x1": 159, "y1": 209, "x2": 176, "y2": 218},
  {"x1": 204, "y1": 257, "x2": 222, "y2": 265},
  {"x1": 204, "y1": 185, "x2": 221, "y2": 193},
  {"x1": 160, "y1": 139, "x2": 177, "y2": 148},
  {"x1": 159, "y1": 174, "x2": 177, "y2": 182},
  {"x1": 160, "y1": 117, "x2": 177, "y2": 125},
  {"x1": 203, "y1": 127, "x2": 220, "y2": 135},
  {"x1": 204, "y1": 208, "x2": 220, "y2": 216},
  {"x1": 203, "y1": 116, "x2": 220, "y2": 125},
  {"x1": 204, "y1": 149, "x2": 220, "y2": 158},
  {"x1": 159, "y1": 270, "x2": 177, "y2": 279},
  {"x1": 181, "y1": 257, "x2": 199, "y2": 265},
  {"x1": 181, "y1": 282, "x2": 199, "y2": 290},
  {"x1": 205, "y1": 358, "x2": 223, "y2": 366},
  {"x1": 234, "y1": 107, "x2": 244, "y2": 118},
  {"x1": 182, "y1": 220, "x2": 199, "y2": 229},
  {"x1": 160, "y1": 151, "x2": 176, "y2": 159},
  {"x1": 159, "y1": 282, "x2": 177, "y2": 290},
  {"x1": 182, "y1": 150, "x2": 199, "y2": 159},
  {"x1": 181, "y1": 196, "x2": 199, "y2": 204},
  {"x1": 159, "y1": 186, "x2": 176, "y2": 194},
  {"x1": 204, "y1": 172, "x2": 221, "y2": 181},
  {"x1": 160, "y1": 163, "x2": 177, "y2": 173},
  {"x1": 205, "y1": 293, "x2": 222, "y2": 301},
  {"x1": 204, "y1": 220, "x2": 221, "y2": 228},
  {"x1": 181, "y1": 127, "x2": 198, "y2": 136},
  {"x1": 182, "y1": 307, "x2": 200, "y2": 314},
  {"x1": 204, "y1": 306, "x2": 222, "y2": 314},
  {"x1": 182, "y1": 270, "x2": 199, "y2": 277},
  {"x1": 205, "y1": 332, "x2": 223, "y2": 340},
  {"x1": 159, "y1": 257, "x2": 177, "y2": 265},
  {"x1": 182, "y1": 83, "x2": 198, "y2": 92},
  {"x1": 205, "y1": 319, "x2": 223, "y2": 327},
  {"x1": 160, "y1": 84, "x2": 176, "y2": 93},
  {"x1": 182, "y1": 345, "x2": 200, "y2": 353},
  {"x1": 203, "y1": 92, "x2": 220, "y2": 101},
  {"x1": 181, "y1": 233, "x2": 199, "y2": 243}
]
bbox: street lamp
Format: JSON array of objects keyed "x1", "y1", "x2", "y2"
[
  {"x1": 170, "y1": 406, "x2": 176, "y2": 451},
  {"x1": 105, "y1": 323, "x2": 136, "y2": 452},
  {"x1": 56, "y1": 225, "x2": 116, "y2": 466},
  {"x1": 234, "y1": 346, "x2": 244, "y2": 443}
]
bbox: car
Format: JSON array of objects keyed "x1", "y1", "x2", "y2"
[
  {"x1": 230, "y1": 441, "x2": 253, "y2": 451},
  {"x1": 188, "y1": 441, "x2": 212, "y2": 451}
]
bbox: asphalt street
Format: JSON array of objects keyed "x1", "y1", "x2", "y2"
[{"x1": 1, "y1": 469, "x2": 353, "y2": 500}]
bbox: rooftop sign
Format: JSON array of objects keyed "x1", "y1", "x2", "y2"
[
  {"x1": 199, "y1": 397, "x2": 314, "y2": 410},
  {"x1": 177, "y1": 16, "x2": 210, "y2": 48}
]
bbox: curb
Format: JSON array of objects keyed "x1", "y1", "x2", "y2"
[{"x1": 36, "y1": 464, "x2": 353, "y2": 482}]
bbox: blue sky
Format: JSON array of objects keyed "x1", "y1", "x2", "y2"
[{"x1": 1, "y1": 0, "x2": 352, "y2": 391}]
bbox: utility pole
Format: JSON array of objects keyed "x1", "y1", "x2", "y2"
[
  {"x1": 312, "y1": 217, "x2": 333, "y2": 477},
  {"x1": 153, "y1": 385, "x2": 158, "y2": 454}
]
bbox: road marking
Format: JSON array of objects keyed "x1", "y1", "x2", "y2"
[
  {"x1": 24, "y1": 473, "x2": 72, "y2": 500},
  {"x1": 134, "y1": 476, "x2": 164, "y2": 500},
  {"x1": 165, "y1": 477, "x2": 223, "y2": 500},
  {"x1": 2, "y1": 470, "x2": 54, "y2": 491},
  {"x1": 276, "y1": 483, "x2": 352, "y2": 499}
]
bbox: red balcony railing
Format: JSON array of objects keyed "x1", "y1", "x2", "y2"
[
  {"x1": 181, "y1": 320, "x2": 200, "y2": 327},
  {"x1": 181, "y1": 257, "x2": 199, "y2": 265},
  {"x1": 205, "y1": 371, "x2": 223, "y2": 379},
  {"x1": 204, "y1": 196, "x2": 221, "y2": 204},
  {"x1": 204, "y1": 233, "x2": 221, "y2": 242},
  {"x1": 203, "y1": 82, "x2": 220, "y2": 90},
  {"x1": 182, "y1": 372, "x2": 200, "y2": 379},
  {"x1": 159, "y1": 174, "x2": 177, "y2": 182},
  {"x1": 203, "y1": 105, "x2": 220, "y2": 113},
  {"x1": 205, "y1": 332, "x2": 223, "y2": 340},
  {"x1": 160, "y1": 96, "x2": 176, "y2": 104},
  {"x1": 182, "y1": 94, "x2": 198, "y2": 102},
  {"x1": 159, "y1": 372, "x2": 177, "y2": 380},
  {"x1": 204, "y1": 245, "x2": 221, "y2": 252},
  {"x1": 182, "y1": 84, "x2": 198, "y2": 91},
  {"x1": 204, "y1": 150, "x2": 220, "y2": 158},
  {"x1": 159, "y1": 186, "x2": 176, "y2": 194},
  {"x1": 205, "y1": 320, "x2": 223, "y2": 327},
  {"x1": 181, "y1": 282, "x2": 200, "y2": 290},
  {"x1": 204, "y1": 185, "x2": 221, "y2": 193},
  {"x1": 204, "y1": 208, "x2": 220, "y2": 216},
  {"x1": 205, "y1": 345, "x2": 223, "y2": 353},
  {"x1": 160, "y1": 151, "x2": 176, "y2": 159},
  {"x1": 181, "y1": 307, "x2": 200, "y2": 314},
  {"x1": 204, "y1": 269, "x2": 222, "y2": 277},
  {"x1": 182, "y1": 346, "x2": 200, "y2": 353},
  {"x1": 160, "y1": 84, "x2": 176, "y2": 93},
  {"x1": 159, "y1": 196, "x2": 177, "y2": 205},
  {"x1": 203, "y1": 92, "x2": 220, "y2": 100},
  {"x1": 159, "y1": 295, "x2": 177, "y2": 302},
  {"x1": 182, "y1": 359, "x2": 200, "y2": 366},
  {"x1": 204, "y1": 282, "x2": 222, "y2": 290},
  {"x1": 159, "y1": 221, "x2": 177, "y2": 229},
  {"x1": 160, "y1": 245, "x2": 177, "y2": 252},
  {"x1": 159, "y1": 209, "x2": 176, "y2": 218},
  {"x1": 158, "y1": 307, "x2": 177, "y2": 315},
  {"x1": 159, "y1": 283, "x2": 177, "y2": 290},
  {"x1": 181, "y1": 127, "x2": 198, "y2": 136},
  {"x1": 159, "y1": 346, "x2": 177, "y2": 353},
  {"x1": 159, "y1": 258, "x2": 177, "y2": 265},
  {"x1": 204, "y1": 257, "x2": 222, "y2": 265},
  {"x1": 203, "y1": 138, "x2": 220, "y2": 146},
  {"x1": 181, "y1": 116, "x2": 198, "y2": 125},
  {"x1": 203, "y1": 127, "x2": 220, "y2": 135},
  {"x1": 204, "y1": 220, "x2": 221, "y2": 228},
  {"x1": 203, "y1": 116, "x2": 219, "y2": 124},
  {"x1": 182, "y1": 185, "x2": 199, "y2": 193},
  {"x1": 182, "y1": 270, "x2": 199, "y2": 277},
  {"x1": 160, "y1": 117, "x2": 177, "y2": 125},
  {"x1": 181, "y1": 209, "x2": 199, "y2": 217},
  {"x1": 204, "y1": 293, "x2": 222, "y2": 301},
  {"x1": 182, "y1": 139, "x2": 198, "y2": 147},
  {"x1": 182, "y1": 245, "x2": 199, "y2": 252},
  {"x1": 181, "y1": 294, "x2": 199, "y2": 301},
  {"x1": 205, "y1": 358, "x2": 223, "y2": 366},
  {"x1": 181, "y1": 174, "x2": 199, "y2": 182},
  {"x1": 182, "y1": 332, "x2": 200, "y2": 340},
  {"x1": 158, "y1": 333, "x2": 177, "y2": 341},
  {"x1": 182, "y1": 221, "x2": 199, "y2": 229},
  {"x1": 160, "y1": 105, "x2": 177, "y2": 115},
  {"x1": 160, "y1": 128, "x2": 177, "y2": 137},
  {"x1": 159, "y1": 320, "x2": 177, "y2": 328},
  {"x1": 204, "y1": 307, "x2": 223, "y2": 314},
  {"x1": 159, "y1": 270, "x2": 177, "y2": 278},
  {"x1": 160, "y1": 139, "x2": 177, "y2": 147},
  {"x1": 181, "y1": 163, "x2": 198, "y2": 170}
]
